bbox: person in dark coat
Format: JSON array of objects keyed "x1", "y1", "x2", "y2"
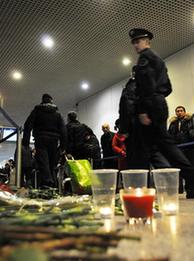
[
  {"x1": 127, "y1": 28, "x2": 194, "y2": 198},
  {"x1": 66, "y1": 111, "x2": 101, "y2": 167},
  {"x1": 0, "y1": 163, "x2": 11, "y2": 184},
  {"x1": 22, "y1": 94, "x2": 67, "y2": 188},
  {"x1": 168, "y1": 106, "x2": 194, "y2": 144},
  {"x1": 84, "y1": 127, "x2": 101, "y2": 169},
  {"x1": 66, "y1": 111, "x2": 87, "y2": 159},
  {"x1": 101, "y1": 123, "x2": 117, "y2": 169},
  {"x1": 119, "y1": 67, "x2": 171, "y2": 170},
  {"x1": 168, "y1": 106, "x2": 194, "y2": 192}
]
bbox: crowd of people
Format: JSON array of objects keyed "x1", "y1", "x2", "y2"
[
  {"x1": 2, "y1": 27, "x2": 194, "y2": 198},
  {"x1": 0, "y1": 159, "x2": 15, "y2": 185},
  {"x1": 11, "y1": 94, "x2": 194, "y2": 198},
  {"x1": 21, "y1": 94, "x2": 117, "y2": 189}
]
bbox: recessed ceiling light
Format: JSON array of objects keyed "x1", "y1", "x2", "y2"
[
  {"x1": 12, "y1": 71, "x2": 22, "y2": 80},
  {"x1": 81, "y1": 82, "x2": 89, "y2": 90},
  {"x1": 41, "y1": 35, "x2": 54, "y2": 49},
  {"x1": 122, "y1": 58, "x2": 131, "y2": 66}
]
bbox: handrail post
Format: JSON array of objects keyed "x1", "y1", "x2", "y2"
[{"x1": 16, "y1": 127, "x2": 22, "y2": 188}]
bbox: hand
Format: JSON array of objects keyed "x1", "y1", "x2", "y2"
[
  {"x1": 60, "y1": 149, "x2": 66, "y2": 155},
  {"x1": 120, "y1": 150, "x2": 126, "y2": 158},
  {"x1": 139, "y1": 113, "x2": 152, "y2": 126}
]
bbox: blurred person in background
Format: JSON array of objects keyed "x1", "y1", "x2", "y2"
[
  {"x1": 112, "y1": 119, "x2": 127, "y2": 171},
  {"x1": 168, "y1": 106, "x2": 194, "y2": 192},
  {"x1": 66, "y1": 111, "x2": 88, "y2": 159},
  {"x1": 66, "y1": 111, "x2": 101, "y2": 167},
  {"x1": 101, "y1": 123, "x2": 117, "y2": 169},
  {"x1": 84, "y1": 127, "x2": 101, "y2": 169},
  {"x1": 0, "y1": 162, "x2": 11, "y2": 184}
]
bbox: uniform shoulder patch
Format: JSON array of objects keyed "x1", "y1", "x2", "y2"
[{"x1": 138, "y1": 57, "x2": 149, "y2": 67}]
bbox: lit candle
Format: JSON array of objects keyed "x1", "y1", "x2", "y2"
[
  {"x1": 99, "y1": 206, "x2": 113, "y2": 216},
  {"x1": 163, "y1": 203, "x2": 177, "y2": 213},
  {"x1": 121, "y1": 188, "x2": 155, "y2": 218},
  {"x1": 135, "y1": 188, "x2": 144, "y2": 197}
]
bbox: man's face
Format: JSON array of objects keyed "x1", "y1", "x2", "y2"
[
  {"x1": 102, "y1": 126, "x2": 110, "y2": 133},
  {"x1": 175, "y1": 108, "x2": 186, "y2": 119},
  {"x1": 132, "y1": 38, "x2": 150, "y2": 53}
]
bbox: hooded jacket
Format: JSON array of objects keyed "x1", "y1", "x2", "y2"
[{"x1": 23, "y1": 103, "x2": 67, "y2": 149}]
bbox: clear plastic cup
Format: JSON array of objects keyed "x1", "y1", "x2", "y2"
[
  {"x1": 152, "y1": 168, "x2": 180, "y2": 215},
  {"x1": 120, "y1": 169, "x2": 149, "y2": 188},
  {"x1": 90, "y1": 169, "x2": 117, "y2": 218}
]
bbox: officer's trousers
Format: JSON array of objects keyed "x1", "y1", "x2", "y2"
[{"x1": 126, "y1": 119, "x2": 171, "y2": 169}]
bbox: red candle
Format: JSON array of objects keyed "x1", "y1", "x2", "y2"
[{"x1": 122, "y1": 194, "x2": 155, "y2": 218}]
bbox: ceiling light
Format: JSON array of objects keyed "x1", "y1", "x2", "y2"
[
  {"x1": 81, "y1": 82, "x2": 89, "y2": 90},
  {"x1": 12, "y1": 71, "x2": 22, "y2": 80},
  {"x1": 41, "y1": 35, "x2": 54, "y2": 49},
  {"x1": 122, "y1": 58, "x2": 131, "y2": 66}
]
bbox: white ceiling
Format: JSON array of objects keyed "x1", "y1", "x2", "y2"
[{"x1": 0, "y1": 0, "x2": 194, "y2": 126}]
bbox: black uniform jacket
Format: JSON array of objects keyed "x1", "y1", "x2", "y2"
[
  {"x1": 119, "y1": 77, "x2": 137, "y2": 133},
  {"x1": 135, "y1": 48, "x2": 172, "y2": 122}
]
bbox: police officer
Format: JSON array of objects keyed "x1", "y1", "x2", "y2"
[
  {"x1": 23, "y1": 94, "x2": 67, "y2": 188},
  {"x1": 128, "y1": 28, "x2": 194, "y2": 198}
]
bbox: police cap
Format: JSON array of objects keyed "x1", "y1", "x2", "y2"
[{"x1": 129, "y1": 28, "x2": 153, "y2": 42}]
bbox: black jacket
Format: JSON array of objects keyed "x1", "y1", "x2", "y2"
[
  {"x1": 23, "y1": 103, "x2": 67, "y2": 149},
  {"x1": 66, "y1": 120, "x2": 89, "y2": 153},
  {"x1": 168, "y1": 114, "x2": 194, "y2": 144},
  {"x1": 84, "y1": 128, "x2": 101, "y2": 160},
  {"x1": 101, "y1": 131, "x2": 115, "y2": 157},
  {"x1": 119, "y1": 77, "x2": 137, "y2": 133},
  {"x1": 66, "y1": 120, "x2": 101, "y2": 162},
  {"x1": 135, "y1": 48, "x2": 172, "y2": 121}
]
